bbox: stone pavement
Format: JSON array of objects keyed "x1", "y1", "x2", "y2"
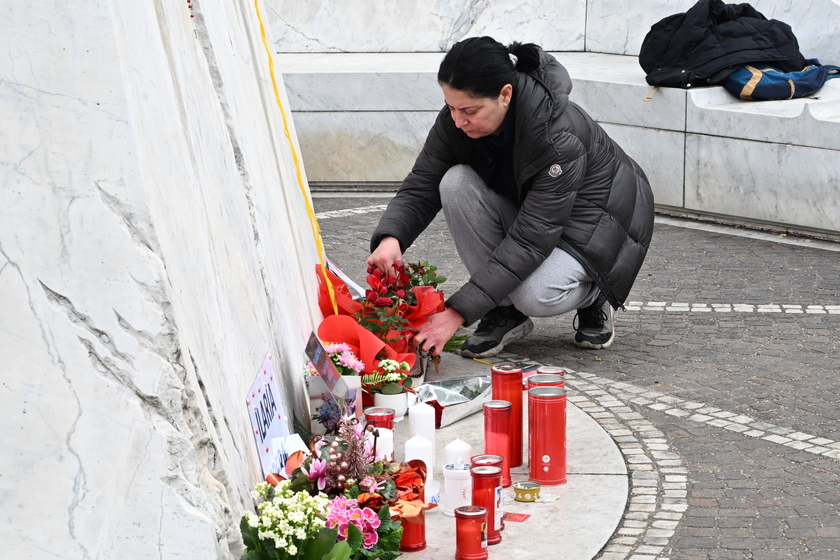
[{"x1": 313, "y1": 193, "x2": 840, "y2": 560}]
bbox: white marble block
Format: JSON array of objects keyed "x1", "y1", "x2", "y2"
[
  {"x1": 600, "y1": 123, "x2": 685, "y2": 209},
  {"x1": 685, "y1": 135, "x2": 840, "y2": 233},
  {"x1": 1, "y1": 1, "x2": 321, "y2": 558},
  {"x1": 264, "y1": 0, "x2": 587, "y2": 53},
  {"x1": 295, "y1": 112, "x2": 437, "y2": 182}
]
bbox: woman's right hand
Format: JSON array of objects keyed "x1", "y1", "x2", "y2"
[{"x1": 366, "y1": 236, "x2": 403, "y2": 274}]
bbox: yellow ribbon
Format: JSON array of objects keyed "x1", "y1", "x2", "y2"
[{"x1": 253, "y1": 0, "x2": 337, "y2": 314}]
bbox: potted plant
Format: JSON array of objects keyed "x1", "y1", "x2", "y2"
[{"x1": 363, "y1": 359, "x2": 414, "y2": 422}]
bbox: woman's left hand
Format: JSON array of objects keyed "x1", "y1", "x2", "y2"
[{"x1": 412, "y1": 307, "x2": 465, "y2": 356}]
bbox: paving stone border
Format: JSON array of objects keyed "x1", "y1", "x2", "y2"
[
  {"x1": 315, "y1": 205, "x2": 389, "y2": 220},
  {"x1": 625, "y1": 301, "x2": 840, "y2": 314}
]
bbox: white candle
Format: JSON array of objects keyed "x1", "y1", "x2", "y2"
[
  {"x1": 443, "y1": 458, "x2": 472, "y2": 516},
  {"x1": 404, "y1": 432, "x2": 434, "y2": 480},
  {"x1": 444, "y1": 437, "x2": 472, "y2": 467},
  {"x1": 371, "y1": 428, "x2": 394, "y2": 462},
  {"x1": 408, "y1": 402, "x2": 436, "y2": 456}
]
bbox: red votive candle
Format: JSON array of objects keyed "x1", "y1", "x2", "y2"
[
  {"x1": 535, "y1": 366, "x2": 565, "y2": 387},
  {"x1": 525, "y1": 373, "x2": 565, "y2": 390},
  {"x1": 399, "y1": 513, "x2": 427, "y2": 552},
  {"x1": 528, "y1": 386, "x2": 567, "y2": 485},
  {"x1": 491, "y1": 363, "x2": 523, "y2": 467},
  {"x1": 399, "y1": 477, "x2": 426, "y2": 552},
  {"x1": 469, "y1": 455, "x2": 505, "y2": 530},
  {"x1": 483, "y1": 400, "x2": 512, "y2": 488},
  {"x1": 364, "y1": 407, "x2": 395, "y2": 430},
  {"x1": 470, "y1": 466, "x2": 503, "y2": 545},
  {"x1": 454, "y1": 505, "x2": 488, "y2": 560}
]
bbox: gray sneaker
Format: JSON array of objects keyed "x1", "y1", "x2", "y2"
[
  {"x1": 573, "y1": 293, "x2": 615, "y2": 349},
  {"x1": 460, "y1": 306, "x2": 534, "y2": 358}
]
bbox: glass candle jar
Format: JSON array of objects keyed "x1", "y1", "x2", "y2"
[
  {"x1": 454, "y1": 505, "x2": 488, "y2": 560},
  {"x1": 470, "y1": 466, "x2": 503, "y2": 544},
  {"x1": 364, "y1": 407, "x2": 395, "y2": 430},
  {"x1": 528, "y1": 386, "x2": 568, "y2": 485},
  {"x1": 525, "y1": 373, "x2": 565, "y2": 390},
  {"x1": 491, "y1": 363, "x2": 523, "y2": 467},
  {"x1": 482, "y1": 400, "x2": 512, "y2": 488},
  {"x1": 399, "y1": 513, "x2": 427, "y2": 551}
]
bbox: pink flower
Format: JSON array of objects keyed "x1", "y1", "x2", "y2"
[
  {"x1": 301, "y1": 458, "x2": 327, "y2": 491},
  {"x1": 338, "y1": 351, "x2": 365, "y2": 373},
  {"x1": 324, "y1": 342, "x2": 352, "y2": 354},
  {"x1": 363, "y1": 531, "x2": 379, "y2": 549}
]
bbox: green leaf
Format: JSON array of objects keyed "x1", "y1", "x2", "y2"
[
  {"x1": 288, "y1": 472, "x2": 313, "y2": 494},
  {"x1": 381, "y1": 383, "x2": 404, "y2": 395},
  {"x1": 239, "y1": 516, "x2": 257, "y2": 550},
  {"x1": 379, "y1": 479, "x2": 397, "y2": 501},
  {"x1": 346, "y1": 485, "x2": 360, "y2": 499},
  {"x1": 293, "y1": 413, "x2": 314, "y2": 445},
  {"x1": 367, "y1": 462, "x2": 384, "y2": 476},
  {"x1": 346, "y1": 520, "x2": 364, "y2": 552},
  {"x1": 321, "y1": 540, "x2": 352, "y2": 560},
  {"x1": 304, "y1": 527, "x2": 340, "y2": 560}
]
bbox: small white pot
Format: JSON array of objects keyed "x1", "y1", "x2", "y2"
[{"x1": 373, "y1": 392, "x2": 409, "y2": 422}]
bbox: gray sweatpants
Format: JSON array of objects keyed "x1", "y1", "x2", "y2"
[{"x1": 440, "y1": 165, "x2": 600, "y2": 318}]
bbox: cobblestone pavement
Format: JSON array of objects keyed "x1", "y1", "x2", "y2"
[{"x1": 313, "y1": 194, "x2": 840, "y2": 560}]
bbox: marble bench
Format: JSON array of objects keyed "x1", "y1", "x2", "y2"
[{"x1": 278, "y1": 51, "x2": 840, "y2": 239}]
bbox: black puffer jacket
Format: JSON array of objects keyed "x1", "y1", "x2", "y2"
[
  {"x1": 371, "y1": 49, "x2": 654, "y2": 326},
  {"x1": 639, "y1": 0, "x2": 805, "y2": 88}
]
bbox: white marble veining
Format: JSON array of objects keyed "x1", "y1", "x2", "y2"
[
  {"x1": 2, "y1": 0, "x2": 321, "y2": 557},
  {"x1": 751, "y1": 0, "x2": 840, "y2": 64},
  {"x1": 685, "y1": 135, "x2": 840, "y2": 233},
  {"x1": 585, "y1": 0, "x2": 697, "y2": 56},
  {"x1": 264, "y1": 0, "x2": 586, "y2": 53},
  {"x1": 600, "y1": 123, "x2": 685, "y2": 209},
  {"x1": 294, "y1": 112, "x2": 436, "y2": 182}
]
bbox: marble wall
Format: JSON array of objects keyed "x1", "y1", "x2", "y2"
[
  {"x1": 265, "y1": 0, "x2": 586, "y2": 52},
  {"x1": 1, "y1": 0, "x2": 320, "y2": 558},
  {"x1": 266, "y1": 0, "x2": 840, "y2": 62}
]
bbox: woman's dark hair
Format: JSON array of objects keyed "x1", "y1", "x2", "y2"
[{"x1": 437, "y1": 37, "x2": 541, "y2": 98}]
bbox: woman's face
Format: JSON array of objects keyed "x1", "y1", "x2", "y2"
[{"x1": 442, "y1": 84, "x2": 513, "y2": 139}]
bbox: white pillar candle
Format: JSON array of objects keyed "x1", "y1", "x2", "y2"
[
  {"x1": 444, "y1": 437, "x2": 472, "y2": 467},
  {"x1": 408, "y1": 401, "x2": 436, "y2": 456},
  {"x1": 370, "y1": 428, "x2": 394, "y2": 462},
  {"x1": 404, "y1": 432, "x2": 434, "y2": 480}
]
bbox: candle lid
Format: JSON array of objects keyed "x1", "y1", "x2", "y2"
[
  {"x1": 536, "y1": 366, "x2": 566, "y2": 375},
  {"x1": 470, "y1": 454, "x2": 502, "y2": 465},
  {"x1": 528, "y1": 386, "x2": 567, "y2": 398},
  {"x1": 527, "y1": 374, "x2": 563, "y2": 385},
  {"x1": 483, "y1": 400, "x2": 512, "y2": 410},
  {"x1": 454, "y1": 505, "x2": 487, "y2": 519},
  {"x1": 365, "y1": 407, "x2": 395, "y2": 417},
  {"x1": 491, "y1": 363, "x2": 522, "y2": 373},
  {"x1": 470, "y1": 465, "x2": 502, "y2": 477}
]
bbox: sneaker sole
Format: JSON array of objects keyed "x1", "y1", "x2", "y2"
[
  {"x1": 574, "y1": 307, "x2": 615, "y2": 350},
  {"x1": 461, "y1": 319, "x2": 535, "y2": 359},
  {"x1": 573, "y1": 330, "x2": 615, "y2": 350}
]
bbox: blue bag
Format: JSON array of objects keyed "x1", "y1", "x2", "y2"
[{"x1": 721, "y1": 59, "x2": 840, "y2": 100}]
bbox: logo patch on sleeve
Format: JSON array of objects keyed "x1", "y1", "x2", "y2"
[{"x1": 548, "y1": 164, "x2": 562, "y2": 177}]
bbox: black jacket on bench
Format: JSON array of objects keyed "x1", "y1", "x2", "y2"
[{"x1": 639, "y1": 0, "x2": 805, "y2": 88}]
